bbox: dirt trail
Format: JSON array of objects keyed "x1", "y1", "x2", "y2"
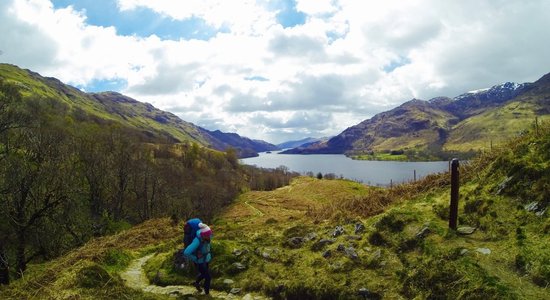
[{"x1": 120, "y1": 254, "x2": 268, "y2": 299}]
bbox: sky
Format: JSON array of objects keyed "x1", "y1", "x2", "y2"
[{"x1": 1, "y1": 0, "x2": 550, "y2": 144}]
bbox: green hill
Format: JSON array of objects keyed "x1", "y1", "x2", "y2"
[
  {"x1": 0, "y1": 64, "x2": 277, "y2": 157},
  {"x1": 284, "y1": 74, "x2": 550, "y2": 161},
  {"x1": 2, "y1": 121, "x2": 548, "y2": 299}
]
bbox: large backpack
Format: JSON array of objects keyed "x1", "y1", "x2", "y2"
[{"x1": 183, "y1": 218, "x2": 202, "y2": 248}]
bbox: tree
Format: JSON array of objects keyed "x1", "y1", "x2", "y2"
[{"x1": 1, "y1": 113, "x2": 76, "y2": 276}]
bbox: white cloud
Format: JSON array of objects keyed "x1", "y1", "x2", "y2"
[
  {"x1": 1, "y1": 0, "x2": 550, "y2": 144},
  {"x1": 117, "y1": 0, "x2": 277, "y2": 35}
]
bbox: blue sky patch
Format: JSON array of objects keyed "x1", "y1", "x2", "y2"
[
  {"x1": 76, "y1": 78, "x2": 128, "y2": 93},
  {"x1": 273, "y1": 0, "x2": 306, "y2": 28},
  {"x1": 52, "y1": 0, "x2": 221, "y2": 40},
  {"x1": 384, "y1": 56, "x2": 412, "y2": 73}
]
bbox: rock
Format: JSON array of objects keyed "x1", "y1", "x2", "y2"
[
  {"x1": 232, "y1": 262, "x2": 246, "y2": 270},
  {"x1": 304, "y1": 232, "x2": 318, "y2": 241},
  {"x1": 322, "y1": 250, "x2": 332, "y2": 258},
  {"x1": 333, "y1": 225, "x2": 345, "y2": 237},
  {"x1": 457, "y1": 226, "x2": 476, "y2": 235},
  {"x1": 525, "y1": 202, "x2": 539, "y2": 212},
  {"x1": 337, "y1": 244, "x2": 346, "y2": 252},
  {"x1": 311, "y1": 238, "x2": 335, "y2": 251},
  {"x1": 345, "y1": 247, "x2": 359, "y2": 260},
  {"x1": 232, "y1": 249, "x2": 244, "y2": 256},
  {"x1": 460, "y1": 249, "x2": 469, "y2": 255},
  {"x1": 476, "y1": 248, "x2": 491, "y2": 255},
  {"x1": 346, "y1": 235, "x2": 362, "y2": 240},
  {"x1": 354, "y1": 223, "x2": 366, "y2": 234},
  {"x1": 242, "y1": 294, "x2": 254, "y2": 300},
  {"x1": 230, "y1": 287, "x2": 242, "y2": 294},
  {"x1": 535, "y1": 208, "x2": 546, "y2": 217},
  {"x1": 358, "y1": 287, "x2": 371, "y2": 297},
  {"x1": 415, "y1": 226, "x2": 431, "y2": 239},
  {"x1": 371, "y1": 249, "x2": 381, "y2": 260},
  {"x1": 496, "y1": 176, "x2": 513, "y2": 194},
  {"x1": 287, "y1": 237, "x2": 305, "y2": 248},
  {"x1": 223, "y1": 279, "x2": 235, "y2": 285}
]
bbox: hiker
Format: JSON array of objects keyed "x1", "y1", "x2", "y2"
[
  {"x1": 174, "y1": 218, "x2": 203, "y2": 270},
  {"x1": 184, "y1": 222, "x2": 212, "y2": 295}
]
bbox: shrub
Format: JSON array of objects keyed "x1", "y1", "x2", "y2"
[{"x1": 77, "y1": 264, "x2": 118, "y2": 288}]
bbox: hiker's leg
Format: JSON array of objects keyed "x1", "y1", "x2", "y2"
[
  {"x1": 197, "y1": 263, "x2": 211, "y2": 294},
  {"x1": 193, "y1": 263, "x2": 203, "y2": 292}
]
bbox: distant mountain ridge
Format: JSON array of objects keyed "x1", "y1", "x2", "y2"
[
  {"x1": 0, "y1": 64, "x2": 276, "y2": 158},
  {"x1": 283, "y1": 73, "x2": 550, "y2": 159},
  {"x1": 277, "y1": 137, "x2": 327, "y2": 149}
]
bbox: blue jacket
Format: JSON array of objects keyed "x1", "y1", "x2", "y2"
[{"x1": 183, "y1": 230, "x2": 212, "y2": 264}]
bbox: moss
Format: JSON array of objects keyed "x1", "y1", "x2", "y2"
[
  {"x1": 76, "y1": 264, "x2": 119, "y2": 288},
  {"x1": 102, "y1": 248, "x2": 133, "y2": 272}
]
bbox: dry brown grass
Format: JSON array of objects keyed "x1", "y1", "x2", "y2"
[
  {"x1": 3, "y1": 218, "x2": 181, "y2": 299},
  {"x1": 222, "y1": 177, "x2": 371, "y2": 226},
  {"x1": 309, "y1": 171, "x2": 451, "y2": 220}
]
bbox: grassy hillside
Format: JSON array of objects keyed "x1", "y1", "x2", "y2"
[
  {"x1": 2, "y1": 123, "x2": 549, "y2": 299},
  {"x1": 0, "y1": 64, "x2": 211, "y2": 145},
  {"x1": 445, "y1": 92, "x2": 550, "y2": 152},
  {"x1": 0, "y1": 64, "x2": 277, "y2": 157}
]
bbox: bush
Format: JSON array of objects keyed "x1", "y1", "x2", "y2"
[
  {"x1": 77, "y1": 264, "x2": 119, "y2": 288},
  {"x1": 102, "y1": 249, "x2": 133, "y2": 271}
]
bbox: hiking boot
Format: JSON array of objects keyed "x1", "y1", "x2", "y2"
[{"x1": 193, "y1": 281, "x2": 202, "y2": 292}]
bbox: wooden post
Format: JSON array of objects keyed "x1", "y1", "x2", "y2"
[
  {"x1": 413, "y1": 170, "x2": 417, "y2": 182},
  {"x1": 449, "y1": 159, "x2": 460, "y2": 230},
  {"x1": 535, "y1": 117, "x2": 539, "y2": 136},
  {"x1": 390, "y1": 179, "x2": 393, "y2": 189}
]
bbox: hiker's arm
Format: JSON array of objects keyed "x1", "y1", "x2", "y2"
[{"x1": 183, "y1": 238, "x2": 199, "y2": 262}]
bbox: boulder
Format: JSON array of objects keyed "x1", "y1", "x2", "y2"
[
  {"x1": 415, "y1": 227, "x2": 431, "y2": 239},
  {"x1": 333, "y1": 225, "x2": 345, "y2": 237},
  {"x1": 322, "y1": 250, "x2": 332, "y2": 258},
  {"x1": 311, "y1": 238, "x2": 335, "y2": 251},
  {"x1": 496, "y1": 176, "x2": 513, "y2": 194},
  {"x1": 345, "y1": 247, "x2": 359, "y2": 261},
  {"x1": 346, "y1": 235, "x2": 363, "y2": 241},
  {"x1": 286, "y1": 237, "x2": 305, "y2": 248},
  {"x1": 304, "y1": 232, "x2": 318, "y2": 241},
  {"x1": 457, "y1": 226, "x2": 476, "y2": 235},
  {"x1": 476, "y1": 248, "x2": 491, "y2": 255},
  {"x1": 232, "y1": 262, "x2": 247, "y2": 270},
  {"x1": 354, "y1": 223, "x2": 366, "y2": 234}
]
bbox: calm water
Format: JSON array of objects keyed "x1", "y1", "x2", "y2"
[{"x1": 241, "y1": 151, "x2": 449, "y2": 186}]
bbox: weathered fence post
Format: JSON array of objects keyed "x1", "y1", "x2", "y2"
[
  {"x1": 413, "y1": 170, "x2": 417, "y2": 182},
  {"x1": 449, "y1": 158, "x2": 460, "y2": 230}
]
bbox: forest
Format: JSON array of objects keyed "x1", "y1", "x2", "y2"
[{"x1": 0, "y1": 78, "x2": 298, "y2": 285}]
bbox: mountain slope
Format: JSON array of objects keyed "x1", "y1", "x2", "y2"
[
  {"x1": 285, "y1": 74, "x2": 550, "y2": 159},
  {"x1": 0, "y1": 64, "x2": 276, "y2": 157}
]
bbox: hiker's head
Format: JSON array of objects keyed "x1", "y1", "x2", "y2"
[{"x1": 198, "y1": 223, "x2": 212, "y2": 239}]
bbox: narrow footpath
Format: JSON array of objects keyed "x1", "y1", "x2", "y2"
[{"x1": 120, "y1": 254, "x2": 268, "y2": 299}]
